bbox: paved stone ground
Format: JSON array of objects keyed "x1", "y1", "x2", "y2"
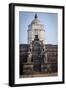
[{"x1": 20, "y1": 73, "x2": 58, "y2": 78}]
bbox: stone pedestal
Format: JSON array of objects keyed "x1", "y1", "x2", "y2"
[{"x1": 23, "y1": 63, "x2": 33, "y2": 75}]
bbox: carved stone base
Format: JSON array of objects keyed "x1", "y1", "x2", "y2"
[{"x1": 23, "y1": 63, "x2": 33, "y2": 75}]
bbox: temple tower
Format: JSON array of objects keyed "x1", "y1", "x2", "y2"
[
  {"x1": 27, "y1": 14, "x2": 46, "y2": 45},
  {"x1": 27, "y1": 14, "x2": 47, "y2": 71}
]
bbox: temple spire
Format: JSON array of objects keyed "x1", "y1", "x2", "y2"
[{"x1": 35, "y1": 14, "x2": 38, "y2": 19}]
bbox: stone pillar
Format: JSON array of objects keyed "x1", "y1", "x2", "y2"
[
  {"x1": 41, "y1": 64, "x2": 44, "y2": 72},
  {"x1": 45, "y1": 52, "x2": 48, "y2": 63},
  {"x1": 27, "y1": 51, "x2": 32, "y2": 64},
  {"x1": 27, "y1": 42, "x2": 32, "y2": 64}
]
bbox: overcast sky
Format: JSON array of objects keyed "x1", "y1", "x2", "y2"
[{"x1": 19, "y1": 12, "x2": 58, "y2": 45}]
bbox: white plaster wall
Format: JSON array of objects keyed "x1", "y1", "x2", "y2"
[
  {"x1": 28, "y1": 23, "x2": 45, "y2": 44},
  {"x1": 28, "y1": 29, "x2": 45, "y2": 44}
]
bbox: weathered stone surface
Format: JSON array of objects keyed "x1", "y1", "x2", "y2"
[{"x1": 20, "y1": 43, "x2": 58, "y2": 76}]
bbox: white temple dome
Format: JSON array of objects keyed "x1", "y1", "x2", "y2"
[
  {"x1": 31, "y1": 19, "x2": 41, "y2": 25},
  {"x1": 31, "y1": 14, "x2": 42, "y2": 25}
]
